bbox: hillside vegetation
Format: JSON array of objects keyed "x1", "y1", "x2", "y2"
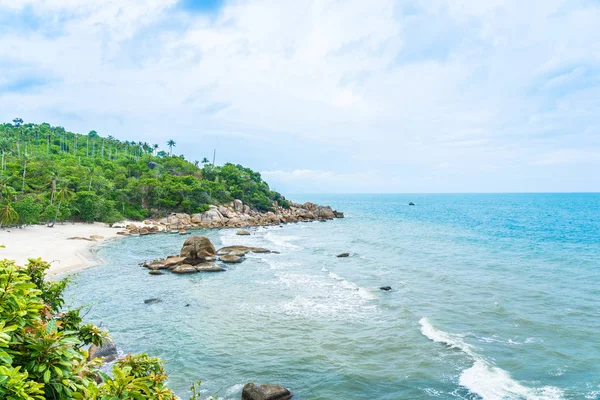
[{"x1": 0, "y1": 119, "x2": 289, "y2": 226}]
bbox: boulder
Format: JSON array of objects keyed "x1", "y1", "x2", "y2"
[
  {"x1": 336, "y1": 253, "x2": 350, "y2": 258},
  {"x1": 179, "y1": 230, "x2": 189, "y2": 235},
  {"x1": 139, "y1": 228, "x2": 149, "y2": 236},
  {"x1": 303, "y1": 202, "x2": 318, "y2": 212},
  {"x1": 409, "y1": 202, "x2": 415, "y2": 206},
  {"x1": 88, "y1": 338, "x2": 118, "y2": 363},
  {"x1": 180, "y1": 236, "x2": 217, "y2": 264},
  {"x1": 144, "y1": 298, "x2": 162, "y2": 304},
  {"x1": 315, "y1": 205, "x2": 335, "y2": 219},
  {"x1": 171, "y1": 264, "x2": 198, "y2": 274},
  {"x1": 220, "y1": 254, "x2": 245, "y2": 264},
  {"x1": 194, "y1": 263, "x2": 226, "y2": 272},
  {"x1": 217, "y1": 246, "x2": 271, "y2": 255},
  {"x1": 236, "y1": 229, "x2": 251, "y2": 236},
  {"x1": 380, "y1": 286, "x2": 392, "y2": 291},
  {"x1": 201, "y1": 209, "x2": 224, "y2": 224},
  {"x1": 164, "y1": 257, "x2": 185, "y2": 269},
  {"x1": 333, "y1": 211, "x2": 344, "y2": 218},
  {"x1": 234, "y1": 199, "x2": 244, "y2": 212},
  {"x1": 149, "y1": 270, "x2": 164, "y2": 275},
  {"x1": 242, "y1": 383, "x2": 293, "y2": 400},
  {"x1": 191, "y1": 214, "x2": 202, "y2": 224}
]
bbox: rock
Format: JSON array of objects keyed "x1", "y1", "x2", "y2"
[
  {"x1": 116, "y1": 231, "x2": 130, "y2": 236},
  {"x1": 88, "y1": 338, "x2": 118, "y2": 363},
  {"x1": 303, "y1": 202, "x2": 318, "y2": 212},
  {"x1": 242, "y1": 383, "x2": 293, "y2": 400},
  {"x1": 220, "y1": 254, "x2": 245, "y2": 264},
  {"x1": 180, "y1": 236, "x2": 217, "y2": 265},
  {"x1": 315, "y1": 205, "x2": 335, "y2": 219},
  {"x1": 179, "y1": 230, "x2": 190, "y2": 235},
  {"x1": 148, "y1": 161, "x2": 157, "y2": 169},
  {"x1": 201, "y1": 209, "x2": 224, "y2": 224},
  {"x1": 234, "y1": 199, "x2": 244, "y2": 213},
  {"x1": 194, "y1": 263, "x2": 226, "y2": 272},
  {"x1": 112, "y1": 223, "x2": 126, "y2": 229},
  {"x1": 409, "y1": 202, "x2": 415, "y2": 206},
  {"x1": 380, "y1": 286, "x2": 392, "y2": 291},
  {"x1": 144, "y1": 298, "x2": 162, "y2": 304},
  {"x1": 67, "y1": 236, "x2": 94, "y2": 241},
  {"x1": 333, "y1": 211, "x2": 344, "y2": 218},
  {"x1": 90, "y1": 235, "x2": 105, "y2": 240},
  {"x1": 171, "y1": 264, "x2": 198, "y2": 274},
  {"x1": 236, "y1": 230, "x2": 251, "y2": 236},
  {"x1": 149, "y1": 270, "x2": 164, "y2": 275},
  {"x1": 139, "y1": 228, "x2": 149, "y2": 236},
  {"x1": 169, "y1": 230, "x2": 179, "y2": 234},
  {"x1": 217, "y1": 246, "x2": 271, "y2": 255},
  {"x1": 336, "y1": 253, "x2": 350, "y2": 258}
]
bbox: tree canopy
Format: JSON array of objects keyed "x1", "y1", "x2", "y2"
[{"x1": 0, "y1": 120, "x2": 289, "y2": 226}]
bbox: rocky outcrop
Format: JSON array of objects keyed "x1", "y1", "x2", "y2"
[
  {"x1": 88, "y1": 338, "x2": 118, "y2": 363},
  {"x1": 117, "y1": 199, "x2": 342, "y2": 235},
  {"x1": 242, "y1": 383, "x2": 293, "y2": 400},
  {"x1": 180, "y1": 236, "x2": 216, "y2": 265}
]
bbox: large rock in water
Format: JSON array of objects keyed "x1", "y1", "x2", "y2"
[
  {"x1": 217, "y1": 246, "x2": 271, "y2": 255},
  {"x1": 180, "y1": 236, "x2": 216, "y2": 265},
  {"x1": 242, "y1": 383, "x2": 293, "y2": 400},
  {"x1": 315, "y1": 205, "x2": 335, "y2": 219},
  {"x1": 88, "y1": 338, "x2": 118, "y2": 363}
]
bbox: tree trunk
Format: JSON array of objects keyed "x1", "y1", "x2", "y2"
[
  {"x1": 51, "y1": 200, "x2": 62, "y2": 227},
  {"x1": 21, "y1": 160, "x2": 26, "y2": 192},
  {"x1": 50, "y1": 178, "x2": 56, "y2": 204}
]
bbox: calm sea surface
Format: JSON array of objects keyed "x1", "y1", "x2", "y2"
[{"x1": 66, "y1": 194, "x2": 600, "y2": 399}]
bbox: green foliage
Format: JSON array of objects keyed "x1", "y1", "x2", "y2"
[
  {"x1": 0, "y1": 121, "x2": 288, "y2": 224},
  {"x1": 0, "y1": 258, "x2": 206, "y2": 399}
]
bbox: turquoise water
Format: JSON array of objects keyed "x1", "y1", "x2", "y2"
[{"x1": 66, "y1": 194, "x2": 600, "y2": 399}]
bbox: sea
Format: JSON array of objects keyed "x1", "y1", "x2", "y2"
[{"x1": 65, "y1": 193, "x2": 600, "y2": 399}]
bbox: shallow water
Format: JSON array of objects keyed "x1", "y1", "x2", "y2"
[{"x1": 66, "y1": 193, "x2": 600, "y2": 399}]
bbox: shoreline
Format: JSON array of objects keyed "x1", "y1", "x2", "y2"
[
  {"x1": 0, "y1": 222, "x2": 124, "y2": 278},
  {"x1": 0, "y1": 200, "x2": 343, "y2": 278}
]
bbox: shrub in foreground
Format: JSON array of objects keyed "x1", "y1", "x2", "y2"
[{"x1": 0, "y1": 258, "x2": 201, "y2": 399}]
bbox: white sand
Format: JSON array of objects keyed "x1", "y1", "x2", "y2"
[{"x1": 0, "y1": 223, "x2": 124, "y2": 277}]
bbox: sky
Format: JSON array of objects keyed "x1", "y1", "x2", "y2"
[{"x1": 1, "y1": 0, "x2": 599, "y2": 193}]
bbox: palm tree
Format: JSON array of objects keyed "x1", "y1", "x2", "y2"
[
  {"x1": 152, "y1": 144, "x2": 159, "y2": 155},
  {"x1": 0, "y1": 137, "x2": 10, "y2": 170},
  {"x1": 49, "y1": 187, "x2": 74, "y2": 227},
  {"x1": 21, "y1": 153, "x2": 30, "y2": 193},
  {"x1": 201, "y1": 157, "x2": 210, "y2": 164},
  {"x1": 167, "y1": 139, "x2": 176, "y2": 156},
  {"x1": 0, "y1": 203, "x2": 18, "y2": 228},
  {"x1": 194, "y1": 160, "x2": 200, "y2": 167}
]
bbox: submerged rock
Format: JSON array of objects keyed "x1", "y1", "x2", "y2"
[
  {"x1": 144, "y1": 298, "x2": 162, "y2": 304},
  {"x1": 220, "y1": 254, "x2": 245, "y2": 264},
  {"x1": 333, "y1": 211, "x2": 344, "y2": 218},
  {"x1": 149, "y1": 269, "x2": 164, "y2": 275},
  {"x1": 380, "y1": 286, "x2": 392, "y2": 291},
  {"x1": 236, "y1": 229, "x2": 251, "y2": 236},
  {"x1": 409, "y1": 202, "x2": 415, "y2": 206},
  {"x1": 217, "y1": 246, "x2": 271, "y2": 255},
  {"x1": 241, "y1": 383, "x2": 293, "y2": 400},
  {"x1": 336, "y1": 253, "x2": 350, "y2": 258},
  {"x1": 88, "y1": 338, "x2": 118, "y2": 363}
]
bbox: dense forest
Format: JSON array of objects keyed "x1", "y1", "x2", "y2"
[{"x1": 0, "y1": 119, "x2": 290, "y2": 226}]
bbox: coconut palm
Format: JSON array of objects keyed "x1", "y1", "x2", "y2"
[
  {"x1": 153, "y1": 144, "x2": 159, "y2": 155},
  {"x1": 0, "y1": 203, "x2": 19, "y2": 227},
  {"x1": 167, "y1": 139, "x2": 176, "y2": 156},
  {"x1": 49, "y1": 186, "x2": 74, "y2": 227}
]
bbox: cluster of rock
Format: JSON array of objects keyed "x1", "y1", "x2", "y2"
[
  {"x1": 142, "y1": 236, "x2": 272, "y2": 274},
  {"x1": 115, "y1": 200, "x2": 343, "y2": 236}
]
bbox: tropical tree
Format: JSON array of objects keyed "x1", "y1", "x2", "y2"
[
  {"x1": 152, "y1": 144, "x2": 159, "y2": 155},
  {"x1": 49, "y1": 187, "x2": 74, "y2": 227},
  {"x1": 167, "y1": 139, "x2": 176, "y2": 156},
  {"x1": 0, "y1": 203, "x2": 18, "y2": 227},
  {"x1": 201, "y1": 157, "x2": 210, "y2": 164}
]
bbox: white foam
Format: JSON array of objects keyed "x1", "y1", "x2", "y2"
[
  {"x1": 419, "y1": 318, "x2": 565, "y2": 400},
  {"x1": 264, "y1": 232, "x2": 302, "y2": 250}
]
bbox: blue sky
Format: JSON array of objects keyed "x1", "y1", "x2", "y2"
[{"x1": 1, "y1": 0, "x2": 599, "y2": 193}]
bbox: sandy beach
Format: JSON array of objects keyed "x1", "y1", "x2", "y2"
[{"x1": 0, "y1": 223, "x2": 123, "y2": 277}]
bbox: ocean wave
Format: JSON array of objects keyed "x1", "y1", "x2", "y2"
[
  {"x1": 264, "y1": 232, "x2": 302, "y2": 250},
  {"x1": 419, "y1": 318, "x2": 565, "y2": 400}
]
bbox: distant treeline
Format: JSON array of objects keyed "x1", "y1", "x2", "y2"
[{"x1": 0, "y1": 119, "x2": 289, "y2": 226}]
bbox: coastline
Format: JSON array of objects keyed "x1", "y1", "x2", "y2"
[{"x1": 0, "y1": 222, "x2": 123, "y2": 278}]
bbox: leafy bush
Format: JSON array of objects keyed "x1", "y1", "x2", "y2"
[{"x1": 0, "y1": 258, "x2": 205, "y2": 399}]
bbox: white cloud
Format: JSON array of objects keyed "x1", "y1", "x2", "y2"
[{"x1": 1, "y1": 0, "x2": 599, "y2": 192}]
